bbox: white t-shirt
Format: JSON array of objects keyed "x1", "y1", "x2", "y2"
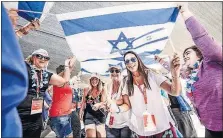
[
  {"x1": 122, "y1": 71, "x2": 175, "y2": 136},
  {"x1": 106, "y1": 80, "x2": 130, "y2": 129}
]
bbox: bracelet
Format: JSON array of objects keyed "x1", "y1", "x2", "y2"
[
  {"x1": 172, "y1": 75, "x2": 180, "y2": 79},
  {"x1": 65, "y1": 66, "x2": 70, "y2": 70}
]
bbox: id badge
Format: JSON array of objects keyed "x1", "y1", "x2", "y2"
[
  {"x1": 31, "y1": 97, "x2": 43, "y2": 115},
  {"x1": 109, "y1": 115, "x2": 114, "y2": 126},
  {"x1": 143, "y1": 111, "x2": 156, "y2": 132}
]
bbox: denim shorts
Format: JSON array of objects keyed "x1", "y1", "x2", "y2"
[{"x1": 50, "y1": 115, "x2": 72, "y2": 138}]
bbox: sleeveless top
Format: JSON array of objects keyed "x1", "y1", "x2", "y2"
[
  {"x1": 84, "y1": 89, "x2": 106, "y2": 122},
  {"x1": 17, "y1": 62, "x2": 53, "y2": 115},
  {"x1": 49, "y1": 84, "x2": 72, "y2": 117}
]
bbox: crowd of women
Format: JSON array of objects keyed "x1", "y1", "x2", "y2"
[{"x1": 2, "y1": 3, "x2": 222, "y2": 138}]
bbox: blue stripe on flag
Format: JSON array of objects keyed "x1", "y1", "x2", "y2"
[
  {"x1": 60, "y1": 7, "x2": 179, "y2": 36},
  {"x1": 131, "y1": 27, "x2": 165, "y2": 43},
  {"x1": 18, "y1": 2, "x2": 45, "y2": 21},
  {"x1": 81, "y1": 68, "x2": 109, "y2": 76},
  {"x1": 133, "y1": 36, "x2": 168, "y2": 49},
  {"x1": 81, "y1": 49, "x2": 162, "y2": 62}
]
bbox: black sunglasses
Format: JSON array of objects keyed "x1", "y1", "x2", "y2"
[
  {"x1": 34, "y1": 54, "x2": 50, "y2": 61},
  {"x1": 110, "y1": 69, "x2": 120, "y2": 73},
  {"x1": 125, "y1": 57, "x2": 137, "y2": 64}
]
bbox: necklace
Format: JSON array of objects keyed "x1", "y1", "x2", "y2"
[
  {"x1": 186, "y1": 61, "x2": 201, "y2": 98},
  {"x1": 27, "y1": 62, "x2": 49, "y2": 96}
]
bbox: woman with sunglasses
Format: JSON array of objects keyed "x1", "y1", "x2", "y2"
[
  {"x1": 17, "y1": 49, "x2": 76, "y2": 138},
  {"x1": 105, "y1": 65, "x2": 132, "y2": 138},
  {"x1": 79, "y1": 73, "x2": 107, "y2": 138},
  {"x1": 109, "y1": 51, "x2": 182, "y2": 137},
  {"x1": 178, "y1": 4, "x2": 222, "y2": 138}
]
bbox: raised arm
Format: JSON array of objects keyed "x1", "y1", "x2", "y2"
[
  {"x1": 179, "y1": 4, "x2": 222, "y2": 62},
  {"x1": 49, "y1": 56, "x2": 76, "y2": 87},
  {"x1": 79, "y1": 87, "x2": 88, "y2": 120},
  {"x1": 159, "y1": 53, "x2": 182, "y2": 96}
]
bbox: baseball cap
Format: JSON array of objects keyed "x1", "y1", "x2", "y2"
[
  {"x1": 32, "y1": 49, "x2": 49, "y2": 57},
  {"x1": 90, "y1": 73, "x2": 100, "y2": 80},
  {"x1": 108, "y1": 64, "x2": 122, "y2": 71}
]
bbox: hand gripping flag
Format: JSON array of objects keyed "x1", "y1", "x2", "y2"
[
  {"x1": 3, "y1": 1, "x2": 54, "y2": 22},
  {"x1": 57, "y1": 2, "x2": 179, "y2": 76}
]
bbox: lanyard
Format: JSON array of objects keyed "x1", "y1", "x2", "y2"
[
  {"x1": 134, "y1": 79, "x2": 148, "y2": 110},
  {"x1": 35, "y1": 70, "x2": 42, "y2": 98}
]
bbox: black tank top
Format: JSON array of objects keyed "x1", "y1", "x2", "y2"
[
  {"x1": 84, "y1": 89, "x2": 106, "y2": 120},
  {"x1": 17, "y1": 62, "x2": 53, "y2": 115}
]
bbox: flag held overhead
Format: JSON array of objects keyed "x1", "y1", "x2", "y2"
[{"x1": 57, "y1": 2, "x2": 179, "y2": 76}]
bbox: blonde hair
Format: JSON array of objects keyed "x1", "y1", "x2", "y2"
[
  {"x1": 25, "y1": 55, "x2": 33, "y2": 64},
  {"x1": 25, "y1": 55, "x2": 48, "y2": 69},
  {"x1": 89, "y1": 78, "x2": 103, "y2": 92}
]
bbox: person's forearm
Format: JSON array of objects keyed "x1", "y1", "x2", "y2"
[
  {"x1": 116, "y1": 99, "x2": 123, "y2": 106},
  {"x1": 80, "y1": 102, "x2": 86, "y2": 111},
  {"x1": 118, "y1": 104, "x2": 130, "y2": 112},
  {"x1": 184, "y1": 12, "x2": 222, "y2": 62},
  {"x1": 62, "y1": 67, "x2": 71, "y2": 82},
  {"x1": 170, "y1": 76, "x2": 181, "y2": 96}
]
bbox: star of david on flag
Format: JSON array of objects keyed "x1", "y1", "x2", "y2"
[
  {"x1": 109, "y1": 32, "x2": 134, "y2": 55},
  {"x1": 57, "y1": 2, "x2": 179, "y2": 76}
]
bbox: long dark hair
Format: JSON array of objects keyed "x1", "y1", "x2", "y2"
[{"x1": 124, "y1": 51, "x2": 151, "y2": 96}]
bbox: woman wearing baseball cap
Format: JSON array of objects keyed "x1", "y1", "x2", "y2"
[
  {"x1": 17, "y1": 48, "x2": 76, "y2": 138},
  {"x1": 105, "y1": 65, "x2": 132, "y2": 138},
  {"x1": 79, "y1": 73, "x2": 107, "y2": 138}
]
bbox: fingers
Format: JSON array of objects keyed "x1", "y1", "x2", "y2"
[{"x1": 172, "y1": 53, "x2": 181, "y2": 66}]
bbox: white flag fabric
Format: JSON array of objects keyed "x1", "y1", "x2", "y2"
[
  {"x1": 57, "y1": 2, "x2": 179, "y2": 76},
  {"x1": 3, "y1": 1, "x2": 54, "y2": 22}
]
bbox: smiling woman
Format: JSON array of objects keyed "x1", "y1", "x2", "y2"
[
  {"x1": 79, "y1": 73, "x2": 107, "y2": 138},
  {"x1": 112, "y1": 50, "x2": 182, "y2": 137},
  {"x1": 179, "y1": 3, "x2": 222, "y2": 138},
  {"x1": 183, "y1": 46, "x2": 203, "y2": 69},
  {"x1": 17, "y1": 48, "x2": 76, "y2": 138}
]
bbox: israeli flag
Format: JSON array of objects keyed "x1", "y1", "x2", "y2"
[
  {"x1": 57, "y1": 2, "x2": 179, "y2": 76},
  {"x1": 3, "y1": 1, "x2": 54, "y2": 22}
]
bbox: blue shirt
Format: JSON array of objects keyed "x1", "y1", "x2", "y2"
[
  {"x1": 43, "y1": 91, "x2": 52, "y2": 121},
  {"x1": 2, "y1": 4, "x2": 28, "y2": 137}
]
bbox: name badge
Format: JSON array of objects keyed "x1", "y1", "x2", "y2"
[
  {"x1": 109, "y1": 115, "x2": 115, "y2": 126},
  {"x1": 143, "y1": 111, "x2": 156, "y2": 132},
  {"x1": 31, "y1": 97, "x2": 43, "y2": 115}
]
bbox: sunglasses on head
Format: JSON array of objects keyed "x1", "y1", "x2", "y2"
[
  {"x1": 110, "y1": 69, "x2": 120, "y2": 73},
  {"x1": 125, "y1": 57, "x2": 137, "y2": 64},
  {"x1": 34, "y1": 54, "x2": 50, "y2": 61}
]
